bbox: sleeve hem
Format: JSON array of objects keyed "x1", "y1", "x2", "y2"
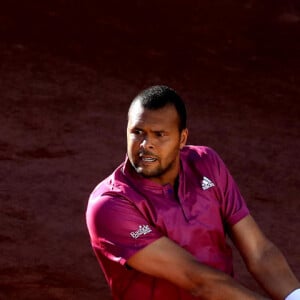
[{"x1": 227, "y1": 209, "x2": 250, "y2": 227}]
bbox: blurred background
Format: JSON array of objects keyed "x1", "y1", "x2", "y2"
[{"x1": 0, "y1": 1, "x2": 299, "y2": 299}]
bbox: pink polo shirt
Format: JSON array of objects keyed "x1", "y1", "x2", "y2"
[{"x1": 86, "y1": 146, "x2": 250, "y2": 299}]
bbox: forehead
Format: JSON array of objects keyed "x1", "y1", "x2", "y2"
[{"x1": 128, "y1": 101, "x2": 179, "y2": 129}]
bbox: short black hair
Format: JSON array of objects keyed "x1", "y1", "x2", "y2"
[{"x1": 130, "y1": 85, "x2": 187, "y2": 131}]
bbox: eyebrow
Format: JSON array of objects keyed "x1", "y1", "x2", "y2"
[{"x1": 131, "y1": 126, "x2": 168, "y2": 134}]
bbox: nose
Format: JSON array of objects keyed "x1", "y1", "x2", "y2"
[{"x1": 140, "y1": 136, "x2": 154, "y2": 149}]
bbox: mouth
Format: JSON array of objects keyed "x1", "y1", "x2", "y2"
[
  {"x1": 141, "y1": 157, "x2": 157, "y2": 162},
  {"x1": 139, "y1": 153, "x2": 158, "y2": 163}
]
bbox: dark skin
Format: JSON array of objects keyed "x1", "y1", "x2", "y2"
[
  {"x1": 126, "y1": 100, "x2": 300, "y2": 299},
  {"x1": 127, "y1": 100, "x2": 188, "y2": 186}
]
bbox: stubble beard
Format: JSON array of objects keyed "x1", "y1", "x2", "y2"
[{"x1": 134, "y1": 158, "x2": 176, "y2": 180}]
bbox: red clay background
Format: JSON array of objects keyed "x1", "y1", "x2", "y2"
[{"x1": 1, "y1": 1, "x2": 299, "y2": 299}]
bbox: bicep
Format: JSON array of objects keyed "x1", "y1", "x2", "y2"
[
  {"x1": 127, "y1": 236, "x2": 194, "y2": 280},
  {"x1": 229, "y1": 215, "x2": 273, "y2": 264},
  {"x1": 126, "y1": 236, "x2": 224, "y2": 292}
]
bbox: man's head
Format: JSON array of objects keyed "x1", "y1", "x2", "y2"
[
  {"x1": 127, "y1": 85, "x2": 188, "y2": 186},
  {"x1": 128, "y1": 85, "x2": 187, "y2": 131}
]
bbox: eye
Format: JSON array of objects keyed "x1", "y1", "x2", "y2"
[
  {"x1": 156, "y1": 131, "x2": 165, "y2": 137},
  {"x1": 133, "y1": 129, "x2": 143, "y2": 135}
]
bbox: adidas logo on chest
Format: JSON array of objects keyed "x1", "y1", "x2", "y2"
[{"x1": 201, "y1": 176, "x2": 215, "y2": 190}]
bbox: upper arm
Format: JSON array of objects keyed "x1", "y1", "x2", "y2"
[
  {"x1": 127, "y1": 235, "x2": 270, "y2": 299},
  {"x1": 230, "y1": 215, "x2": 300, "y2": 299},
  {"x1": 127, "y1": 237, "x2": 237, "y2": 299},
  {"x1": 229, "y1": 215, "x2": 274, "y2": 265},
  {"x1": 127, "y1": 236, "x2": 196, "y2": 286}
]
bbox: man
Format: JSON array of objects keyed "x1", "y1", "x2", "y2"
[{"x1": 86, "y1": 85, "x2": 300, "y2": 299}]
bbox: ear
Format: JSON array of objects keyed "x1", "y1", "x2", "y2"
[{"x1": 179, "y1": 128, "x2": 188, "y2": 149}]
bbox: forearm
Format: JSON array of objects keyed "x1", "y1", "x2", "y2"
[
  {"x1": 184, "y1": 260, "x2": 269, "y2": 300},
  {"x1": 127, "y1": 236, "x2": 270, "y2": 299},
  {"x1": 247, "y1": 243, "x2": 300, "y2": 300}
]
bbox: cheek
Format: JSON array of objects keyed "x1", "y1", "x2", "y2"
[
  {"x1": 127, "y1": 138, "x2": 139, "y2": 153},
  {"x1": 162, "y1": 142, "x2": 180, "y2": 157}
]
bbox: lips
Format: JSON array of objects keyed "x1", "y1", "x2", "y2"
[
  {"x1": 142, "y1": 157, "x2": 156, "y2": 162},
  {"x1": 139, "y1": 152, "x2": 157, "y2": 163}
]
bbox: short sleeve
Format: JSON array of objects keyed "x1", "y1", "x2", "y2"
[
  {"x1": 209, "y1": 148, "x2": 250, "y2": 226},
  {"x1": 86, "y1": 193, "x2": 163, "y2": 266}
]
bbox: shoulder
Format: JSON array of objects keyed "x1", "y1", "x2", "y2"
[
  {"x1": 181, "y1": 145, "x2": 222, "y2": 163},
  {"x1": 180, "y1": 145, "x2": 229, "y2": 182},
  {"x1": 87, "y1": 163, "x2": 129, "y2": 218},
  {"x1": 86, "y1": 180, "x2": 143, "y2": 243},
  {"x1": 88, "y1": 159, "x2": 134, "y2": 201},
  {"x1": 86, "y1": 172, "x2": 161, "y2": 248},
  {"x1": 86, "y1": 161, "x2": 148, "y2": 232}
]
